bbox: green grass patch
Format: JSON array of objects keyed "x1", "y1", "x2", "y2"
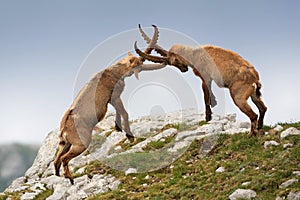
[
  {"x1": 198, "y1": 120, "x2": 208, "y2": 126},
  {"x1": 262, "y1": 124, "x2": 273, "y2": 131},
  {"x1": 0, "y1": 194, "x2": 19, "y2": 200},
  {"x1": 83, "y1": 160, "x2": 123, "y2": 178},
  {"x1": 118, "y1": 137, "x2": 146, "y2": 151},
  {"x1": 161, "y1": 122, "x2": 193, "y2": 132},
  {"x1": 0, "y1": 194, "x2": 8, "y2": 200},
  {"x1": 102, "y1": 145, "x2": 188, "y2": 173},
  {"x1": 89, "y1": 122, "x2": 300, "y2": 199},
  {"x1": 2, "y1": 188, "x2": 53, "y2": 200},
  {"x1": 142, "y1": 136, "x2": 174, "y2": 152},
  {"x1": 32, "y1": 189, "x2": 54, "y2": 200}
]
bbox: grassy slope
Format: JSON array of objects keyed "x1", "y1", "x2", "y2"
[
  {"x1": 87, "y1": 122, "x2": 300, "y2": 200},
  {"x1": 1, "y1": 123, "x2": 299, "y2": 200}
]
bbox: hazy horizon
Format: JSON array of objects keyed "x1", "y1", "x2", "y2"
[{"x1": 1, "y1": 0, "x2": 300, "y2": 144}]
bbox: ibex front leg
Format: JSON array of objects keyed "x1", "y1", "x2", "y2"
[
  {"x1": 115, "y1": 111, "x2": 122, "y2": 132},
  {"x1": 195, "y1": 70, "x2": 215, "y2": 121},
  {"x1": 202, "y1": 81, "x2": 212, "y2": 121},
  {"x1": 111, "y1": 97, "x2": 135, "y2": 142}
]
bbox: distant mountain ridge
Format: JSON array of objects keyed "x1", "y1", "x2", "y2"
[{"x1": 0, "y1": 143, "x2": 39, "y2": 192}]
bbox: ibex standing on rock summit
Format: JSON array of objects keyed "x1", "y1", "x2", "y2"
[
  {"x1": 54, "y1": 25, "x2": 174, "y2": 184},
  {"x1": 135, "y1": 25, "x2": 267, "y2": 137}
]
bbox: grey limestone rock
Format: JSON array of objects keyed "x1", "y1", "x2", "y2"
[{"x1": 229, "y1": 189, "x2": 257, "y2": 200}]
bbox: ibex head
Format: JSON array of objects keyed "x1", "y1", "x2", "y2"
[
  {"x1": 123, "y1": 25, "x2": 160, "y2": 80},
  {"x1": 134, "y1": 24, "x2": 189, "y2": 72},
  {"x1": 119, "y1": 52, "x2": 143, "y2": 79}
]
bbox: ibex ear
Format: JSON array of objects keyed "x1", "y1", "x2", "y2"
[
  {"x1": 127, "y1": 52, "x2": 133, "y2": 56},
  {"x1": 133, "y1": 68, "x2": 139, "y2": 80}
]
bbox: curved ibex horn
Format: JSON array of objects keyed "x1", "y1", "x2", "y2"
[
  {"x1": 143, "y1": 25, "x2": 159, "y2": 55},
  {"x1": 138, "y1": 24, "x2": 168, "y2": 57},
  {"x1": 134, "y1": 41, "x2": 168, "y2": 64}
]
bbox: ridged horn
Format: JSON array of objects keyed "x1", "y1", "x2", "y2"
[
  {"x1": 134, "y1": 41, "x2": 168, "y2": 64},
  {"x1": 138, "y1": 24, "x2": 168, "y2": 56}
]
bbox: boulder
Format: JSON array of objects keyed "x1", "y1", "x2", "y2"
[
  {"x1": 229, "y1": 189, "x2": 257, "y2": 200},
  {"x1": 215, "y1": 167, "x2": 225, "y2": 173},
  {"x1": 263, "y1": 140, "x2": 280, "y2": 148},
  {"x1": 125, "y1": 168, "x2": 137, "y2": 175},
  {"x1": 287, "y1": 191, "x2": 300, "y2": 200},
  {"x1": 280, "y1": 127, "x2": 300, "y2": 139},
  {"x1": 274, "y1": 125, "x2": 283, "y2": 132},
  {"x1": 279, "y1": 178, "x2": 298, "y2": 189}
]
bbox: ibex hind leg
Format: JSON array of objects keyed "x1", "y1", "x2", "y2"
[
  {"x1": 54, "y1": 141, "x2": 71, "y2": 176},
  {"x1": 230, "y1": 83, "x2": 258, "y2": 137},
  {"x1": 61, "y1": 144, "x2": 86, "y2": 184},
  {"x1": 251, "y1": 94, "x2": 267, "y2": 131}
]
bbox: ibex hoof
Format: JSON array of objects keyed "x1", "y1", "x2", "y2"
[
  {"x1": 69, "y1": 178, "x2": 74, "y2": 185},
  {"x1": 126, "y1": 134, "x2": 135, "y2": 142},
  {"x1": 205, "y1": 114, "x2": 212, "y2": 122},
  {"x1": 247, "y1": 129, "x2": 258, "y2": 138},
  {"x1": 64, "y1": 174, "x2": 74, "y2": 185},
  {"x1": 66, "y1": 177, "x2": 74, "y2": 185},
  {"x1": 258, "y1": 129, "x2": 265, "y2": 135},
  {"x1": 115, "y1": 124, "x2": 122, "y2": 132}
]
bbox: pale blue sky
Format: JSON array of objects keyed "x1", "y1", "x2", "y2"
[{"x1": 1, "y1": 0, "x2": 299, "y2": 144}]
